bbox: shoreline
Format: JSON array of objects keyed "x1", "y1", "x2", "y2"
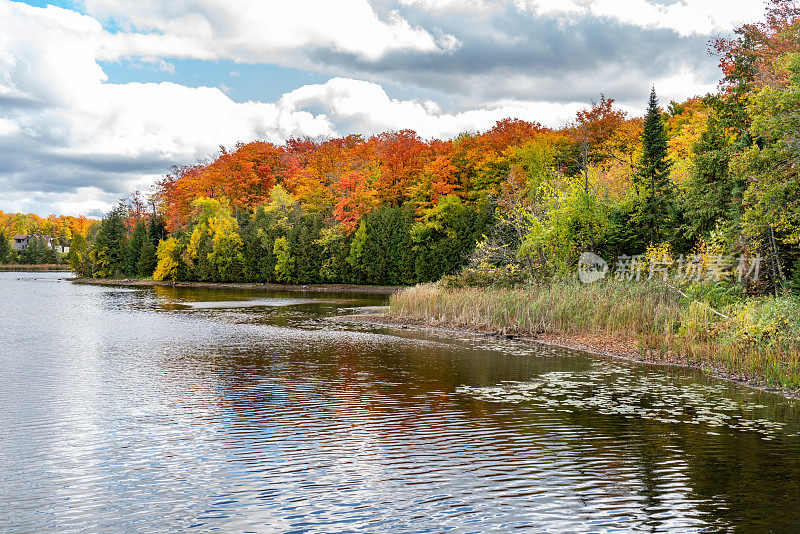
[
  {"x1": 331, "y1": 312, "x2": 800, "y2": 400},
  {"x1": 69, "y1": 278, "x2": 800, "y2": 399},
  {"x1": 70, "y1": 277, "x2": 401, "y2": 295}
]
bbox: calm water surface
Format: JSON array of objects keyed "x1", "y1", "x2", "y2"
[{"x1": 2, "y1": 272, "x2": 800, "y2": 532}]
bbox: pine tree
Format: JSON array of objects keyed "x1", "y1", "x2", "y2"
[
  {"x1": 21, "y1": 236, "x2": 48, "y2": 264},
  {"x1": 0, "y1": 232, "x2": 11, "y2": 264},
  {"x1": 635, "y1": 87, "x2": 674, "y2": 243},
  {"x1": 125, "y1": 221, "x2": 147, "y2": 276},
  {"x1": 91, "y1": 206, "x2": 128, "y2": 277},
  {"x1": 137, "y1": 236, "x2": 158, "y2": 277}
]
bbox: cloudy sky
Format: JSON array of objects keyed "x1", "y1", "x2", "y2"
[{"x1": 0, "y1": 0, "x2": 764, "y2": 216}]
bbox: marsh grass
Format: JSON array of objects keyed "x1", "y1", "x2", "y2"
[
  {"x1": 389, "y1": 280, "x2": 800, "y2": 390},
  {"x1": 0, "y1": 264, "x2": 70, "y2": 271}
]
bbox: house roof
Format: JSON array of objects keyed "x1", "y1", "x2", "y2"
[{"x1": 13, "y1": 234, "x2": 29, "y2": 240}]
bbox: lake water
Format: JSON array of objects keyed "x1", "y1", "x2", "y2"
[{"x1": 2, "y1": 272, "x2": 799, "y2": 532}]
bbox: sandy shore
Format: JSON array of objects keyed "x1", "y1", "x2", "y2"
[
  {"x1": 70, "y1": 277, "x2": 401, "y2": 295},
  {"x1": 331, "y1": 312, "x2": 800, "y2": 400}
]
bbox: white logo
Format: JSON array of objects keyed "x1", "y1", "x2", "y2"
[{"x1": 578, "y1": 252, "x2": 608, "y2": 283}]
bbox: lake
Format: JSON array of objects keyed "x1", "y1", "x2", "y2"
[{"x1": 2, "y1": 272, "x2": 799, "y2": 532}]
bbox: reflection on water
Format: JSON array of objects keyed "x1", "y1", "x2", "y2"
[{"x1": 1, "y1": 272, "x2": 799, "y2": 533}]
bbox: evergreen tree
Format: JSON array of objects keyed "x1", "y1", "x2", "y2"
[
  {"x1": 0, "y1": 232, "x2": 11, "y2": 264},
  {"x1": 243, "y1": 205, "x2": 278, "y2": 282},
  {"x1": 635, "y1": 87, "x2": 675, "y2": 243},
  {"x1": 411, "y1": 195, "x2": 489, "y2": 282},
  {"x1": 137, "y1": 234, "x2": 158, "y2": 277},
  {"x1": 183, "y1": 198, "x2": 245, "y2": 282},
  {"x1": 273, "y1": 236, "x2": 295, "y2": 282},
  {"x1": 682, "y1": 110, "x2": 745, "y2": 244},
  {"x1": 350, "y1": 206, "x2": 415, "y2": 285},
  {"x1": 125, "y1": 221, "x2": 147, "y2": 276},
  {"x1": 288, "y1": 212, "x2": 324, "y2": 284},
  {"x1": 90, "y1": 206, "x2": 128, "y2": 277},
  {"x1": 148, "y1": 215, "x2": 167, "y2": 243},
  {"x1": 43, "y1": 243, "x2": 59, "y2": 264},
  {"x1": 21, "y1": 236, "x2": 49, "y2": 264}
]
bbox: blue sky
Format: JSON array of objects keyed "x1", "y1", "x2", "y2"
[
  {"x1": 99, "y1": 59, "x2": 330, "y2": 103},
  {"x1": 0, "y1": 0, "x2": 766, "y2": 216}
]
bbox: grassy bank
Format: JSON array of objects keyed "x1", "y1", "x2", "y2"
[
  {"x1": 389, "y1": 281, "x2": 800, "y2": 390},
  {"x1": 0, "y1": 264, "x2": 71, "y2": 272}
]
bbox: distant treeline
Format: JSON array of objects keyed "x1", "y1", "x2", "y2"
[
  {"x1": 0, "y1": 233, "x2": 66, "y2": 266},
  {"x1": 69, "y1": 195, "x2": 491, "y2": 286},
  {"x1": 0, "y1": 211, "x2": 94, "y2": 266}
]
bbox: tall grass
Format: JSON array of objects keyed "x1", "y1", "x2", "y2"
[
  {"x1": 0, "y1": 264, "x2": 71, "y2": 272},
  {"x1": 389, "y1": 280, "x2": 800, "y2": 390}
]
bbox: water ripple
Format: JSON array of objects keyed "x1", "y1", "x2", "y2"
[{"x1": 1, "y1": 273, "x2": 800, "y2": 533}]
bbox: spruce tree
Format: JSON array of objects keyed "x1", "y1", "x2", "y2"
[
  {"x1": 92, "y1": 206, "x2": 128, "y2": 277},
  {"x1": 137, "y1": 237, "x2": 158, "y2": 277},
  {"x1": 0, "y1": 232, "x2": 11, "y2": 264},
  {"x1": 125, "y1": 221, "x2": 147, "y2": 276},
  {"x1": 635, "y1": 87, "x2": 674, "y2": 243},
  {"x1": 21, "y1": 236, "x2": 48, "y2": 264}
]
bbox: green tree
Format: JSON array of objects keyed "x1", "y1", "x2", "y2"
[
  {"x1": 68, "y1": 233, "x2": 91, "y2": 276},
  {"x1": 273, "y1": 236, "x2": 295, "y2": 282},
  {"x1": 243, "y1": 205, "x2": 278, "y2": 282},
  {"x1": 682, "y1": 110, "x2": 745, "y2": 244},
  {"x1": 348, "y1": 206, "x2": 415, "y2": 285},
  {"x1": 0, "y1": 232, "x2": 11, "y2": 264},
  {"x1": 90, "y1": 207, "x2": 128, "y2": 277},
  {"x1": 137, "y1": 236, "x2": 158, "y2": 277},
  {"x1": 288, "y1": 211, "x2": 324, "y2": 284},
  {"x1": 42, "y1": 242, "x2": 59, "y2": 264},
  {"x1": 735, "y1": 53, "x2": 800, "y2": 289},
  {"x1": 242, "y1": 185, "x2": 299, "y2": 282},
  {"x1": 125, "y1": 221, "x2": 147, "y2": 276},
  {"x1": 634, "y1": 87, "x2": 675, "y2": 243},
  {"x1": 184, "y1": 198, "x2": 245, "y2": 282},
  {"x1": 411, "y1": 195, "x2": 488, "y2": 282},
  {"x1": 21, "y1": 236, "x2": 49, "y2": 264},
  {"x1": 316, "y1": 225, "x2": 352, "y2": 282},
  {"x1": 148, "y1": 215, "x2": 167, "y2": 243}
]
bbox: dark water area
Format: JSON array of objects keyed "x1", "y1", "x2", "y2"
[{"x1": 2, "y1": 272, "x2": 799, "y2": 532}]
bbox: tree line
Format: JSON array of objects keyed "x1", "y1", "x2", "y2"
[
  {"x1": 69, "y1": 193, "x2": 491, "y2": 286},
  {"x1": 0, "y1": 233, "x2": 65, "y2": 265}
]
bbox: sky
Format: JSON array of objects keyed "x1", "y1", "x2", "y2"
[{"x1": 0, "y1": 0, "x2": 766, "y2": 217}]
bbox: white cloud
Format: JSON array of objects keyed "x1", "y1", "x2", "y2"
[
  {"x1": 517, "y1": 0, "x2": 764, "y2": 36},
  {"x1": 0, "y1": 187, "x2": 121, "y2": 218},
  {"x1": 0, "y1": 118, "x2": 20, "y2": 137},
  {"x1": 399, "y1": 0, "x2": 492, "y2": 13},
  {"x1": 86, "y1": 0, "x2": 459, "y2": 63},
  {"x1": 279, "y1": 77, "x2": 583, "y2": 138}
]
